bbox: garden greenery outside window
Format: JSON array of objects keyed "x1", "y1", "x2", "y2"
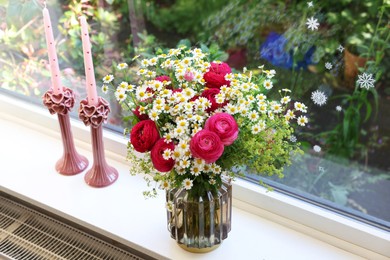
[{"x1": 1, "y1": 0, "x2": 389, "y2": 232}]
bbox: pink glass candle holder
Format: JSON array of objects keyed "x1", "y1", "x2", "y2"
[
  {"x1": 79, "y1": 97, "x2": 118, "y2": 187},
  {"x1": 42, "y1": 87, "x2": 89, "y2": 175}
]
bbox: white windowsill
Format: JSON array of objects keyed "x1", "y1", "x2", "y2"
[{"x1": 0, "y1": 93, "x2": 389, "y2": 259}]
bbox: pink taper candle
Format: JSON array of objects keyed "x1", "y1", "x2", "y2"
[
  {"x1": 79, "y1": 16, "x2": 98, "y2": 106},
  {"x1": 42, "y1": 5, "x2": 62, "y2": 94}
]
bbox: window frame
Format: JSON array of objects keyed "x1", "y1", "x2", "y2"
[{"x1": 1, "y1": 91, "x2": 389, "y2": 258}]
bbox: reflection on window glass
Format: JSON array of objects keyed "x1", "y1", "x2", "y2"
[{"x1": 1, "y1": 0, "x2": 389, "y2": 227}]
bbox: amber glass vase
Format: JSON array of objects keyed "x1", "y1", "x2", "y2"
[{"x1": 166, "y1": 178, "x2": 232, "y2": 253}]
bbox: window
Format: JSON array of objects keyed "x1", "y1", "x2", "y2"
[{"x1": 1, "y1": 0, "x2": 389, "y2": 231}]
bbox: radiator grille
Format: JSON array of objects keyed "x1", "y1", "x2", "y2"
[{"x1": 0, "y1": 195, "x2": 145, "y2": 260}]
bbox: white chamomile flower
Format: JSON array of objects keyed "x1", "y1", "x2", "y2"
[
  {"x1": 140, "y1": 59, "x2": 149, "y2": 67},
  {"x1": 337, "y1": 45, "x2": 344, "y2": 53},
  {"x1": 325, "y1": 62, "x2": 333, "y2": 70},
  {"x1": 271, "y1": 102, "x2": 283, "y2": 113},
  {"x1": 313, "y1": 145, "x2": 321, "y2": 153},
  {"x1": 126, "y1": 84, "x2": 135, "y2": 92},
  {"x1": 297, "y1": 115, "x2": 308, "y2": 126},
  {"x1": 180, "y1": 159, "x2": 190, "y2": 168},
  {"x1": 357, "y1": 73, "x2": 375, "y2": 89},
  {"x1": 163, "y1": 134, "x2": 173, "y2": 144},
  {"x1": 307, "y1": 1, "x2": 314, "y2": 7},
  {"x1": 248, "y1": 111, "x2": 259, "y2": 122},
  {"x1": 171, "y1": 149, "x2": 182, "y2": 160},
  {"x1": 117, "y1": 63, "x2": 128, "y2": 70},
  {"x1": 225, "y1": 73, "x2": 234, "y2": 81},
  {"x1": 115, "y1": 91, "x2": 127, "y2": 103},
  {"x1": 161, "y1": 181, "x2": 170, "y2": 190},
  {"x1": 294, "y1": 102, "x2": 307, "y2": 113},
  {"x1": 183, "y1": 178, "x2": 193, "y2": 190},
  {"x1": 285, "y1": 109, "x2": 296, "y2": 120},
  {"x1": 281, "y1": 96, "x2": 291, "y2": 104},
  {"x1": 251, "y1": 124, "x2": 262, "y2": 134},
  {"x1": 209, "y1": 179, "x2": 216, "y2": 185},
  {"x1": 149, "y1": 57, "x2": 158, "y2": 65},
  {"x1": 264, "y1": 69, "x2": 276, "y2": 78},
  {"x1": 118, "y1": 81, "x2": 128, "y2": 89},
  {"x1": 174, "y1": 126, "x2": 186, "y2": 137},
  {"x1": 259, "y1": 104, "x2": 267, "y2": 114},
  {"x1": 226, "y1": 104, "x2": 238, "y2": 114},
  {"x1": 263, "y1": 79, "x2": 273, "y2": 90},
  {"x1": 102, "y1": 74, "x2": 114, "y2": 83},
  {"x1": 306, "y1": 16, "x2": 319, "y2": 30},
  {"x1": 149, "y1": 110, "x2": 160, "y2": 121},
  {"x1": 311, "y1": 90, "x2": 327, "y2": 106},
  {"x1": 336, "y1": 105, "x2": 342, "y2": 112},
  {"x1": 190, "y1": 165, "x2": 202, "y2": 176},
  {"x1": 101, "y1": 85, "x2": 108, "y2": 94},
  {"x1": 162, "y1": 149, "x2": 172, "y2": 160}
]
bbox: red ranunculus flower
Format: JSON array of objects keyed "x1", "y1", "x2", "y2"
[
  {"x1": 204, "y1": 113, "x2": 238, "y2": 146},
  {"x1": 190, "y1": 130, "x2": 224, "y2": 163},
  {"x1": 130, "y1": 120, "x2": 160, "y2": 153},
  {"x1": 155, "y1": 75, "x2": 172, "y2": 89},
  {"x1": 151, "y1": 138, "x2": 175, "y2": 172},
  {"x1": 201, "y1": 88, "x2": 227, "y2": 113},
  {"x1": 203, "y1": 62, "x2": 232, "y2": 89},
  {"x1": 133, "y1": 106, "x2": 149, "y2": 121}
]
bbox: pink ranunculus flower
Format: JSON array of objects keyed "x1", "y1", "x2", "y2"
[
  {"x1": 204, "y1": 113, "x2": 239, "y2": 146},
  {"x1": 151, "y1": 138, "x2": 175, "y2": 172},
  {"x1": 190, "y1": 130, "x2": 224, "y2": 163}
]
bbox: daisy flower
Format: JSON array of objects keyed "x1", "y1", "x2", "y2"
[
  {"x1": 102, "y1": 74, "x2": 114, "y2": 83},
  {"x1": 336, "y1": 105, "x2": 342, "y2": 112},
  {"x1": 263, "y1": 79, "x2": 273, "y2": 90},
  {"x1": 160, "y1": 180, "x2": 170, "y2": 190},
  {"x1": 117, "y1": 63, "x2": 128, "y2": 70},
  {"x1": 162, "y1": 149, "x2": 172, "y2": 160},
  {"x1": 297, "y1": 115, "x2": 308, "y2": 126},
  {"x1": 183, "y1": 178, "x2": 193, "y2": 190},
  {"x1": 281, "y1": 96, "x2": 291, "y2": 104},
  {"x1": 115, "y1": 90, "x2": 127, "y2": 103},
  {"x1": 101, "y1": 85, "x2": 108, "y2": 94},
  {"x1": 248, "y1": 111, "x2": 259, "y2": 121}
]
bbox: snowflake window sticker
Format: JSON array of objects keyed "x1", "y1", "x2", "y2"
[
  {"x1": 306, "y1": 17, "x2": 319, "y2": 31},
  {"x1": 337, "y1": 45, "x2": 345, "y2": 53},
  {"x1": 325, "y1": 62, "x2": 333, "y2": 70},
  {"x1": 311, "y1": 90, "x2": 327, "y2": 106},
  {"x1": 357, "y1": 73, "x2": 375, "y2": 89}
]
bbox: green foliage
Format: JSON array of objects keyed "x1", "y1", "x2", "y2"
[
  {"x1": 143, "y1": 0, "x2": 226, "y2": 36},
  {"x1": 57, "y1": 0, "x2": 119, "y2": 72}
]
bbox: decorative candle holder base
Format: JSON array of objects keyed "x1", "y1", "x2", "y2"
[
  {"x1": 79, "y1": 97, "x2": 118, "y2": 188},
  {"x1": 84, "y1": 125, "x2": 118, "y2": 187},
  {"x1": 43, "y1": 88, "x2": 89, "y2": 175}
]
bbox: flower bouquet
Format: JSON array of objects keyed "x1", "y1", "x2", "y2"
[{"x1": 103, "y1": 46, "x2": 307, "y2": 251}]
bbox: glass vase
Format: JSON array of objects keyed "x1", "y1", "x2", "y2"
[{"x1": 166, "y1": 177, "x2": 232, "y2": 253}]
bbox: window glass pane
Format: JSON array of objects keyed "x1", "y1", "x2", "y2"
[{"x1": 1, "y1": 0, "x2": 389, "y2": 228}]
